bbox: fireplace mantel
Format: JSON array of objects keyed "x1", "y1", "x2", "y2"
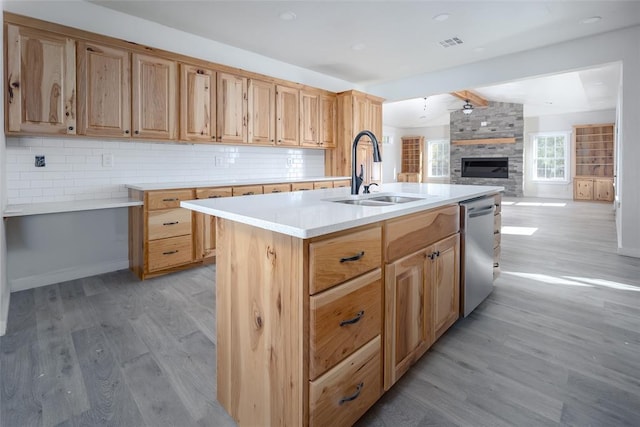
[{"x1": 452, "y1": 137, "x2": 516, "y2": 145}]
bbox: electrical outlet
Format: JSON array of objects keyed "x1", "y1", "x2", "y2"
[
  {"x1": 102, "y1": 153, "x2": 114, "y2": 167},
  {"x1": 35, "y1": 155, "x2": 45, "y2": 167},
  {"x1": 215, "y1": 156, "x2": 222, "y2": 167},
  {"x1": 287, "y1": 158, "x2": 293, "y2": 167},
  {"x1": 481, "y1": 121, "x2": 488, "y2": 127}
]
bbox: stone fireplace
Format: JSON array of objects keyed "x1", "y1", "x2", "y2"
[{"x1": 450, "y1": 101, "x2": 523, "y2": 197}]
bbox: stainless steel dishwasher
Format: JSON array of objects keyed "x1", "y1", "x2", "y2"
[{"x1": 460, "y1": 197, "x2": 495, "y2": 317}]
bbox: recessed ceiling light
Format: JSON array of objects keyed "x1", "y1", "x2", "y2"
[
  {"x1": 351, "y1": 43, "x2": 366, "y2": 51},
  {"x1": 432, "y1": 13, "x2": 450, "y2": 22},
  {"x1": 279, "y1": 11, "x2": 297, "y2": 21},
  {"x1": 581, "y1": 16, "x2": 602, "y2": 24}
]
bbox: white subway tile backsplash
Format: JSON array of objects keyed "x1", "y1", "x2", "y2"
[{"x1": 6, "y1": 137, "x2": 325, "y2": 204}]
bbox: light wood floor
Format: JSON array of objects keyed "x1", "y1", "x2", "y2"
[{"x1": 2, "y1": 198, "x2": 640, "y2": 426}]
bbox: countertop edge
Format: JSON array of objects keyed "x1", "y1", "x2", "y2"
[{"x1": 3, "y1": 198, "x2": 144, "y2": 218}]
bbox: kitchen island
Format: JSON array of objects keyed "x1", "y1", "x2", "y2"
[{"x1": 181, "y1": 182, "x2": 503, "y2": 426}]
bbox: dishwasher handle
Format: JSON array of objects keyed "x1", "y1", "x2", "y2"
[{"x1": 468, "y1": 205, "x2": 495, "y2": 218}]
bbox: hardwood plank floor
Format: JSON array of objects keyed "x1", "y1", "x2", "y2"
[{"x1": 2, "y1": 198, "x2": 640, "y2": 426}]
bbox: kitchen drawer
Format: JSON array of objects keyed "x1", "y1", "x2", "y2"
[
  {"x1": 494, "y1": 193, "x2": 502, "y2": 215},
  {"x1": 385, "y1": 205, "x2": 459, "y2": 263},
  {"x1": 196, "y1": 187, "x2": 232, "y2": 199},
  {"x1": 332, "y1": 179, "x2": 351, "y2": 188},
  {"x1": 309, "y1": 269, "x2": 382, "y2": 380},
  {"x1": 309, "y1": 336, "x2": 382, "y2": 427},
  {"x1": 232, "y1": 185, "x2": 264, "y2": 196},
  {"x1": 291, "y1": 182, "x2": 314, "y2": 191},
  {"x1": 309, "y1": 226, "x2": 382, "y2": 295},
  {"x1": 494, "y1": 212, "x2": 501, "y2": 249},
  {"x1": 263, "y1": 183, "x2": 291, "y2": 194},
  {"x1": 148, "y1": 208, "x2": 192, "y2": 240},
  {"x1": 147, "y1": 189, "x2": 194, "y2": 210},
  {"x1": 148, "y1": 235, "x2": 193, "y2": 272},
  {"x1": 313, "y1": 181, "x2": 333, "y2": 190}
]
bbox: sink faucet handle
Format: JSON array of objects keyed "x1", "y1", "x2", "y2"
[{"x1": 363, "y1": 182, "x2": 379, "y2": 194}]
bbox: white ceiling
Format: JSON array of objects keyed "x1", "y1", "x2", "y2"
[{"x1": 87, "y1": 1, "x2": 636, "y2": 127}]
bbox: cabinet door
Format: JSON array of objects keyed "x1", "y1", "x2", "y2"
[
  {"x1": 180, "y1": 64, "x2": 216, "y2": 142},
  {"x1": 384, "y1": 249, "x2": 431, "y2": 389},
  {"x1": 132, "y1": 53, "x2": 177, "y2": 139},
  {"x1": 352, "y1": 95, "x2": 369, "y2": 139},
  {"x1": 300, "y1": 90, "x2": 320, "y2": 147},
  {"x1": 194, "y1": 187, "x2": 232, "y2": 260},
  {"x1": 574, "y1": 179, "x2": 594, "y2": 200},
  {"x1": 431, "y1": 234, "x2": 460, "y2": 340},
  {"x1": 594, "y1": 178, "x2": 614, "y2": 202},
  {"x1": 247, "y1": 79, "x2": 275, "y2": 144},
  {"x1": 276, "y1": 85, "x2": 299, "y2": 146},
  {"x1": 77, "y1": 41, "x2": 131, "y2": 137},
  {"x1": 6, "y1": 24, "x2": 76, "y2": 135},
  {"x1": 356, "y1": 141, "x2": 382, "y2": 186},
  {"x1": 217, "y1": 72, "x2": 247, "y2": 143},
  {"x1": 319, "y1": 94, "x2": 337, "y2": 148}
]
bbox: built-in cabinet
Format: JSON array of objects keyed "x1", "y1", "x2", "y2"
[
  {"x1": 180, "y1": 64, "x2": 216, "y2": 142},
  {"x1": 383, "y1": 206, "x2": 460, "y2": 389},
  {"x1": 573, "y1": 123, "x2": 615, "y2": 202},
  {"x1": 77, "y1": 41, "x2": 131, "y2": 137},
  {"x1": 397, "y1": 136, "x2": 424, "y2": 183},
  {"x1": 327, "y1": 90, "x2": 384, "y2": 186},
  {"x1": 5, "y1": 14, "x2": 345, "y2": 149},
  {"x1": 215, "y1": 201, "x2": 468, "y2": 426},
  {"x1": 6, "y1": 24, "x2": 76, "y2": 135}
]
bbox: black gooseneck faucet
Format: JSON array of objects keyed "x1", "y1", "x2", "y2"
[{"x1": 351, "y1": 130, "x2": 382, "y2": 195}]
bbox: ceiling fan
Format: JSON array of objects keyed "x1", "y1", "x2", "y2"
[{"x1": 448, "y1": 90, "x2": 488, "y2": 115}]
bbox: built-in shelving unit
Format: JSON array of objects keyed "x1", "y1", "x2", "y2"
[
  {"x1": 573, "y1": 123, "x2": 615, "y2": 202},
  {"x1": 397, "y1": 136, "x2": 423, "y2": 182}
]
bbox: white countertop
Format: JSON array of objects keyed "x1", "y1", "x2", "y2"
[
  {"x1": 126, "y1": 176, "x2": 349, "y2": 191},
  {"x1": 181, "y1": 183, "x2": 504, "y2": 238},
  {"x1": 3, "y1": 197, "x2": 143, "y2": 218}
]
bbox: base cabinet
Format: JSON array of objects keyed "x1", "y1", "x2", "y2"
[{"x1": 574, "y1": 177, "x2": 614, "y2": 202}]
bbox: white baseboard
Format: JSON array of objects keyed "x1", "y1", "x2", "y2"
[
  {"x1": 617, "y1": 247, "x2": 640, "y2": 258},
  {"x1": 9, "y1": 259, "x2": 129, "y2": 292}
]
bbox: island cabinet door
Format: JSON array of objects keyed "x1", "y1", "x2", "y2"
[
  {"x1": 384, "y1": 248, "x2": 433, "y2": 390},
  {"x1": 431, "y1": 233, "x2": 460, "y2": 341}
]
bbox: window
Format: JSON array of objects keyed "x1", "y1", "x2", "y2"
[
  {"x1": 531, "y1": 132, "x2": 570, "y2": 181},
  {"x1": 427, "y1": 139, "x2": 450, "y2": 178}
]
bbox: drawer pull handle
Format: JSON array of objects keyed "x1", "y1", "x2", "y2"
[
  {"x1": 163, "y1": 250, "x2": 179, "y2": 255},
  {"x1": 494, "y1": 262, "x2": 500, "y2": 268},
  {"x1": 494, "y1": 230, "x2": 500, "y2": 235},
  {"x1": 162, "y1": 198, "x2": 178, "y2": 202},
  {"x1": 339, "y1": 382, "x2": 363, "y2": 405},
  {"x1": 208, "y1": 195, "x2": 221, "y2": 199},
  {"x1": 339, "y1": 310, "x2": 364, "y2": 327},
  {"x1": 163, "y1": 221, "x2": 179, "y2": 226},
  {"x1": 340, "y1": 251, "x2": 364, "y2": 263},
  {"x1": 242, "y1": 192, "x2": 255, "y2": 196}
]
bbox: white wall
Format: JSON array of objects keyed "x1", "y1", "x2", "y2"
[
  {"x1": 381, "y1": 126, "x2": 402, "y2": 182},
  {"x1": 0, "y1": 2, "x2": 8, "y2": 336},
  {"x1": 369, "y1": 26, "x2": 640, "y2": 257},
  {"x1": 5, "y1": 137, "x2": 324, "y2": 205},
  {"x1": 523, "y1": 109, "x2": 616, "y2": 199}
]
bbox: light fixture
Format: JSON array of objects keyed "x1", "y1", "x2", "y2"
[
  {"x1": 581, "y1": 16, "x2": 602, "y2": 24},
  {"x1": 432, "y1": 13, "x2": 450, "y2": 22},
  {"x1": 279, "y1": 11, "x2": 297, "y2": 21},
  {"x1": 462, "y1": 100, "x2": 473, "y2": 115}
]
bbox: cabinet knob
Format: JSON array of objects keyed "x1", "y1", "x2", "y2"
[
  {"x1": 134, "y1": 130, "x2": 139, "y2": 135},
  {"x1": 125, "y1": 130, "x2": 130, "y2": 134},
  {"x1": 68, "y1": 126, "x2": 74, "y2": 131}
]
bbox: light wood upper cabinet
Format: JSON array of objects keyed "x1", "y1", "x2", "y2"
[
  {"x1": 77, "y1": 41, "x2": 131, "y2": 137},
  {"x1": 247, "y1": 79, "x2": 275, "y2": 144},
  {"x1": 180, "y1": 64, "x2": 216, "y2": 142},
  {"x1": 132, "y1": 53, "x2": 178, "y2": 139},
  {"x1": 217, "y1": 72, "x2": 247, "y2": 143},
  {"x1": 276, "y1": 85, "x2": 299, "y2": 146},
  {"x1": 320, "y1": 93, "x2": 337, "y2": 148},
  {"x1": 300, "y1": 90, "x2": 320, "y2": 147},
  {"x1": 6, "y1": 24, "x2": 76, "y2": 135}
]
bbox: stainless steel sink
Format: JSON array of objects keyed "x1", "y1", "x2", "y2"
[{"x1": 327, "y1": 193, "x2": 430, "y2": 206}]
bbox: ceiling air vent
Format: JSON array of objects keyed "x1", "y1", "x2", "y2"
[{"x1": 439, "y1": 37, "x2": 463, "y2": 48}]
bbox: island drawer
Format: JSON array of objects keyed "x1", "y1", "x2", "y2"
[
  {"x1": 263, "y1": 183, "x2": 291, "y2": 194},
  {"x1": 309, "y1": 336, "x2": 382, "y2": 427},
  {"x1": 309, "y1": 269, "x2": 382, "y2": 380},
  {"x1": 147, "y1": 208, "x2": 192, "y2": 240},
  {"x1": 309, "y1": 226, "x2": 382, "y2": 294},
  {"x1": 333, "y1": 179, "x2": 351, "y2": 188},
  {"x1": 147, "y1": 189, "x2": 195, "y2": 210},
  {"x1": 385, "y1": 205, "x2": 459, "y2": 262},
  {"x1": 148, "y1": 235, "x2": 193, "y2": 271},
  {"x1": 196, "y1": 187, "x2": 232, "y2": 199},
  {"x1": 313, "y1": 181, "x2": 334, "y2": 190},
  {"x1": 292, "y1": 182, "x2": 314, "y2": 191}
]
